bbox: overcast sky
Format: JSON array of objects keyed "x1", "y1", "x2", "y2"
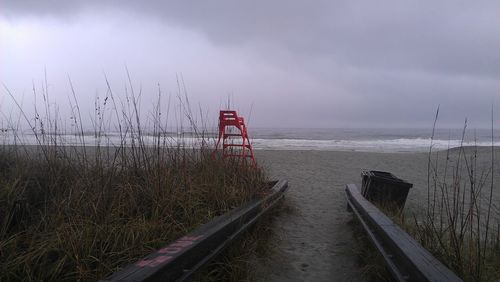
[{"x1": 1, "y1": 1, "x2": 499, "y2": 129}]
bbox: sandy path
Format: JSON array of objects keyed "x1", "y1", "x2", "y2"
[{"x1": 251, "y1": 150, "x2": 430, "y2": 281}]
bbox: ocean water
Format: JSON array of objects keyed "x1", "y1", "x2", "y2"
[
  {"x1": 3, "y1": 127, "x2": 500, "y2": 153},
  {"x1": 248, "y1": 128, "x2": 500, "y2": 152}
]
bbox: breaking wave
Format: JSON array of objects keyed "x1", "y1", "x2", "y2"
[{"x1": 2, "y1": 132, "x2": 499, "y2": 153}]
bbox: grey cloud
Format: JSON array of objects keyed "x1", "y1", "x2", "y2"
[
  {"x1": 2, "y1": 1, "x2": 499, "y2": 128},
  {"x1": 4, "y1": 1, "x2": 499, "y2": 78}
]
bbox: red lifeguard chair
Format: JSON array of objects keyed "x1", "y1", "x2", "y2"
[{"x1": 213, "y1": 110, "x2": 256, "y2": 165}]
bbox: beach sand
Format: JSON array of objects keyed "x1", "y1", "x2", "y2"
[{"x1": 250, "y1": 148, "x2": 500, "y2": 281}]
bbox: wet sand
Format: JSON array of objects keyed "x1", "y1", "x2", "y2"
[{"x1": 250, "y1": 150, "x2": 434, "y2": 281}]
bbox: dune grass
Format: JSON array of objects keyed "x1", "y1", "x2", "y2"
[
  {"x1": 350, "y1": 110, "x2": 500, "y2": 281},
  {"x1": 0, "y1": 79, "x2": 268, "y2": 281},
  {"x1": 399, "y1": 112, "x2": 500, "y2": 281}
]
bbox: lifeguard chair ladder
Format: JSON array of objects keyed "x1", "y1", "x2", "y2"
[{"x1": 213, "y1": 110, "x2": 256, "y2": 165}]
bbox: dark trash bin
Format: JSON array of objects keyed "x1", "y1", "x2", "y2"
[{"x1": 361, "y1": 170, "x2": 413, "y2": 211}]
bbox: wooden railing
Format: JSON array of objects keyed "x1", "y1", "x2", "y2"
[
  {"x1": 345, "y1": 184, "x2": 462, "y2": 282},
  {"x1": 105, "y1": 179, "x2": 288, "y2": 282}
]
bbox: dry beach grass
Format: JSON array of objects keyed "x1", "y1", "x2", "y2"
[{"x1": 0, "y1": 81, "x2": 268, "y2": 281}]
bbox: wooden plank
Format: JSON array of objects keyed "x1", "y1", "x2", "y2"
[
  {"x1": 105, "y1": 179, "x2": 288, "y2": 282},
  {"x1": 346, "y1": 184, "x2": 462, "y2": 282}
]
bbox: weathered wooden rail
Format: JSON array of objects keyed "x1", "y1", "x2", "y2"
[
  {"x1": 345, "y1": 184, "x2": 462, "y2": 282},
  {"x1": 105, "y1": 179, "x2": 288, "y2": 282}
]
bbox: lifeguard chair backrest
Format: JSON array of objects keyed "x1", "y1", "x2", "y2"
[{"x1": 219, "y1": 111, "x2": 241, "y2": 128}]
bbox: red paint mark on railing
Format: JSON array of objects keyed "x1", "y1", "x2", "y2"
[
  {"x1": 136, "y1": 255, "x2": 173, "y2": 268},
  {"x1": 135, "y1": 235, "x2": 204, "y2": 268}
]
